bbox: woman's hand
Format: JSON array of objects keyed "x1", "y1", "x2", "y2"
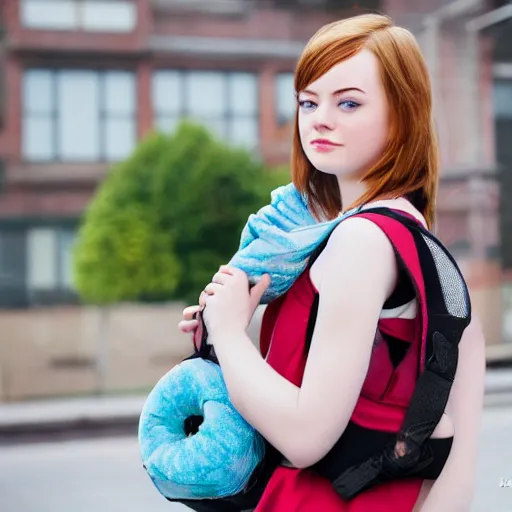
[
  {"x1": 201, "y1": 266, "x2": 270, "y2": 344},
  {"x1": 178, "y1": 281, "x2": 213, "y2": 337},
  {"x1": 178, "y1": 305, "x2": 202, "y2": 334}
]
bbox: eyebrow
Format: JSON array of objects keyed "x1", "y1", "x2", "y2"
[{"x1": 301, "y1": 87, "x2": 366, "y2": 96}]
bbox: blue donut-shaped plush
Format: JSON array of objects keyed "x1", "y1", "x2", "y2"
[{"x1": 138, "y1": 357, "x2": 266, "y2": 500}]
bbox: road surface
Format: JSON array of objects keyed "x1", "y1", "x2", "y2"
[{"x1": 1, "y1": 403, "x2": 512, "y2": 511}]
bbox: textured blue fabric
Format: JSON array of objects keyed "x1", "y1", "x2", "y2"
[
  {"x1": 229, "y1": 183, "x2": 362, "y2": 302},
  {"x1": 139, "y1": 183, "x2": 362, "y2": 501},
  {"x1": 139, "y1": 358, "x2": 266, "y2": 499}
]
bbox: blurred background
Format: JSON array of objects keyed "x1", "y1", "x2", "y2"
[{"x1": 0, "y1": 0, "x2": 511, "y2": 511}]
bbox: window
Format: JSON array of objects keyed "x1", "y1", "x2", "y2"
[
  {"x1": 0, "y1": 54, "x2": 6, "y2": 130},
  {"x1": 0, "y1": 231, "x2": 27, "y2": 307},
  {"x1": 26, "y1": 227, "x2": 77, "y2": 292},
  {"x1": 0, "y1": 226, "x2": 78, "y2": 307},
  {"x1": 59, "y1": 230, "x2": 77, "y2": 289},
  {"x1": 22, "y1": 69, "x2": 136, "y2": 162},
  {"x1": 21, "y1": 0, "x2": 137, "y2": 33},
  {"x1": 494, "y1": 80, "x2": 512, "y2": 119},
  {"x1": 495, "y1": 79, "x2": 512, "y2": 270},
  {"x1": 152, "y1": 70, "x2": 259, "y2": 149},
  {"x1": 275, "y1": 72, "x2": 296, "y2": 125},
  {"x1": 27, "y1": 229, "x2": 58, "y2": 290}
]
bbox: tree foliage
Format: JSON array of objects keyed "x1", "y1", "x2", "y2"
[{"x1": 73, "y1": 121, "x2": 290, "y2": 304}]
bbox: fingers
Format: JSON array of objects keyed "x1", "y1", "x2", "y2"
[
  {"x1": 204, "y1": 282, "x2": 223, "y2": 295},
  {"x1": 198, "y1": 267, "x2": 251, "y2": 310},
  {"x1": 180, "y1": 304, "x2": 201, "y2": 333},
  {"x1": 250, "y1": 274, "x2": 271, "y2": 304},
  {"x1": 199, "y1": 284, "x2": 216, "y2": 309},
  {"x1": 211, "y1": 272, "x2": 231, "y2": 286},
  {"x1": 199, "y1": 283, "x2": 221, "y2": 307},
  {"x1": 183, "y1": 305, "x2": 202, "y2": 321},
  {"x1": 178, "y1": 319, "x2": 199, "y2": 333}
]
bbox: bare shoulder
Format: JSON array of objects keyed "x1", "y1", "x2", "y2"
[
  {"x1": 323, "y1": 215, "x2": 397, "y2": 262},
  {"x1": 311, "y1": 215, "x2": 398, "y2": 300},
  {"x1": 320, "y1": 196, "x2": 429, "y2": 275}
]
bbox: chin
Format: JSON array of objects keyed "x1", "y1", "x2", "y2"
[
  {"x1": 309, "y1": 158, "x2": 365, "y2": 181},
  {"x1": 315, "y1": 166, "x2": 343, "y2": 177},
  {"x1": 304, "y1": 153, "x2": 344, "y2": 177},
  {"x1": 309, "y1": 161, "x2": 344, "y2": 177}
]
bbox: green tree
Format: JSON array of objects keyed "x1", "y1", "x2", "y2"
[
  {"x1": 151, "y1": 122, "x2": 289, "y2": 302},
  {"x1": 73, "y1": 121, "x2": 289, "y2": 305},
  {"x1": 74, "y1": 131, "x2": 182, "y2": 304}
]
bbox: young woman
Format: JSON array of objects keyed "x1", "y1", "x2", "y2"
[{"x1": 179, "y1": 13, "x2": 485, "y2": 511}]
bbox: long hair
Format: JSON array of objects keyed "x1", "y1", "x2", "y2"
[{"x1": 291, "y1": 14, "x2": 439, "y2": 229}]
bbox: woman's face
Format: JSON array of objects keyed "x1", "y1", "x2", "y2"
[{"x1": 298, "y1": 49, "x2": 390, "y2": 180}]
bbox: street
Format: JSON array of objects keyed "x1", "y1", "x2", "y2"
[{"x1": 1, "y1": 404, "x2": 511, "y2": 512}]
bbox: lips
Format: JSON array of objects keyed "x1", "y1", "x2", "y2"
[
  {"x1": 310, "y1": 139, "x2": 342, "y2": 151},
  {"x1": 311, "y1": 139, "x2": 341, "y2": 146}
]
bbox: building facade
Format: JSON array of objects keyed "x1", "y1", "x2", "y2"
[
  {"x1": 0, "y1": 0, "x2": 510, "y2": 345},
  {"x1": 0, "y1": 0, "x2": 371, "y2": 308}
]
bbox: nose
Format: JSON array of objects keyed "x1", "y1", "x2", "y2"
[{"x1": 312, "y1": 103, "x2": 336, "y2": 133}]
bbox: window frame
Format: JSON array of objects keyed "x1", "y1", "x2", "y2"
[
  {"x1": 22, "y1": 67, "x2": 138, "y2": 163},
  {"x1": 274, "y1": 71, "x2": 296, "y2": 126},
  {"x1": 152, "y1": 68, "x2": 260, "y2": 150},
  {"x1": 20, "y1": 0, "x2": 137, "y2": 33},
  {"x1": 25, "y1": 224, "x2": 78, "y2": 293},
  {"x1": 0, "y1": 220, "x2": 80, "y2": 308},
  {"x1": 494, "y1": 79, "x2": 512, "y2": 120}
]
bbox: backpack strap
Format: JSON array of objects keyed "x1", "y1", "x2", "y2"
[{"x1": 331, "y1": 207, "x2": 472, "y2": 499}]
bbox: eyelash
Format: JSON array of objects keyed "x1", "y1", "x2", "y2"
[{"x1": 298, "y1": 99, "x2": 361, "y2": 112}]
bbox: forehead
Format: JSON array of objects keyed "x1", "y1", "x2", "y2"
[{"x1": 303, "y1": 49, "x2": 382, "y2": 93}]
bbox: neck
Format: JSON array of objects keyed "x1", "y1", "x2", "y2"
[{"x1": 337, "y1": 177, "x2": 368, "y2": 212}]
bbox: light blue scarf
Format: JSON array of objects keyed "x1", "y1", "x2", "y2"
[{"x1": 229, "y1": 182, "x2": 362, "y2": 302}]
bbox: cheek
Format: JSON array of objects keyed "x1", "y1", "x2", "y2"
[
  {"x1": 345, "y1": 111, "x2": 388, "y2": 152},
  {"x1": 298, "y1": 116, "x2": 313, "y2": 154},
  {"x1": 298, "y1": 115, "x2": 310, "y2": 140}
]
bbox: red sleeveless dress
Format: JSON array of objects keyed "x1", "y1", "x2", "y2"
[{"x1": 254, "y1": 215, "x2": 425, "y2": 512}]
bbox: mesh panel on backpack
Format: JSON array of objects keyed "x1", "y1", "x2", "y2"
[{"x1": 421, "y1": 233, "x2": 470, "y2": 320}]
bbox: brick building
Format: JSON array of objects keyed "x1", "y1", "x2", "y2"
[{"x1": 0, "y1": 0, "x2": 510, "y2": 345}]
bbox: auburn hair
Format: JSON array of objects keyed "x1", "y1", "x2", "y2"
[{"x1": 291, "y1": 13, "x2": 439, "y2": 229}]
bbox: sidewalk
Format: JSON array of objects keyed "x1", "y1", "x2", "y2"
[
  {"x1": 0, "y1": 394, "x2": 147, "y2": 430},
  {"x1": 1, "y1": 368, "x2": 512, "y2": 439}
]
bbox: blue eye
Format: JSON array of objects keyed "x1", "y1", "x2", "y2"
[
  {"x1": 339, "y1": 100, "x2": 360, "y2": 111},
  {"x1": 298, "y1": 100, "x2": 316, "y2": 111}
]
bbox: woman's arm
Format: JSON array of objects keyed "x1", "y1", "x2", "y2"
[
  {"x1": 247, "y1": 305, "x2": 267, "y2": 349},
  {"x1": 209, "y1": 218, "x2": 398, "y2": 468},
  {"x1": 416, "y1": 314, "x2": 486, "y2": 512}
]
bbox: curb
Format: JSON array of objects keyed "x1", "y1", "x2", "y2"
[
  {"x1": 1, "y1": 370, "x2": 512, "y2": 442},
  {"x1": 484, "y1": 368, "x2": 512, "y2": 394},
  {"x1": 0, "y1": 395, "x2": 146, "y2": 444}
]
